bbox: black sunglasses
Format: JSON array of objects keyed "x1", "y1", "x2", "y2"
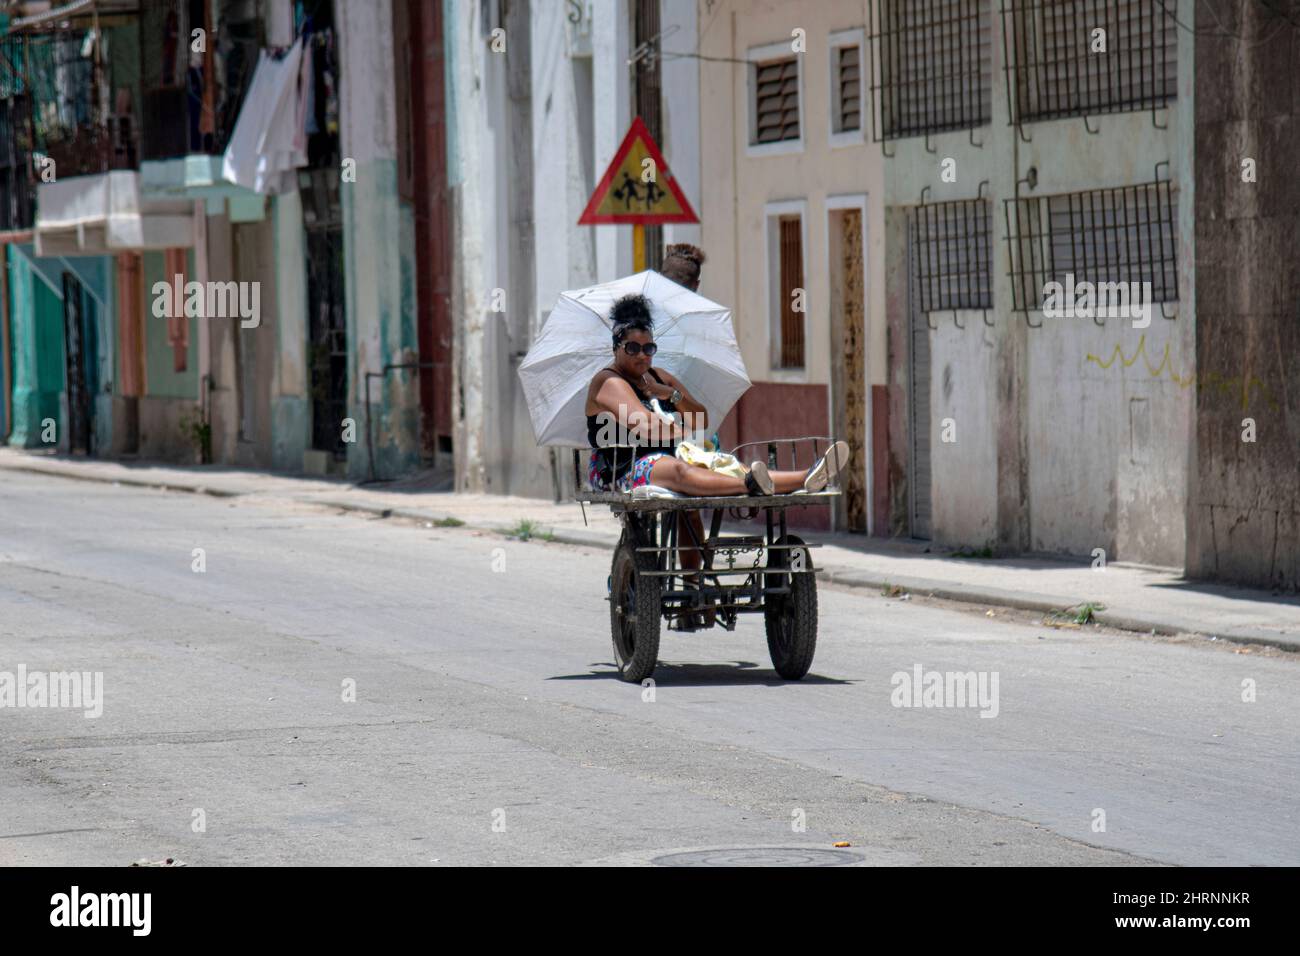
[{"x1": 619, "y1": 341, "x2": 658, "y2": 357}]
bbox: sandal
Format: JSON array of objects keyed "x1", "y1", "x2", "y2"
[{"x1": 745, "y1": 460, "x2": 775, "y2": 496}]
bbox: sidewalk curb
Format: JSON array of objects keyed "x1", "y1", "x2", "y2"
[
  {"x1": 4, "y1": 456, "x2": 1295, "y2": 652},
  {"x1": 0, "y1": 461, "x2": 243, "y2": 497}
]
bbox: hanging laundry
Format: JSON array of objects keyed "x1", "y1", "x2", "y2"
[{"x1": 220, "y1": 37, "x2": 307, "y2": 195}]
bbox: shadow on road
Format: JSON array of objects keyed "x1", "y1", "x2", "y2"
[{"x1": 549, "y1": 662, "x2": 857, "y2": 686}]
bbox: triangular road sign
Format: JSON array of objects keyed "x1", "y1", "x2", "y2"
[{"x1": 578, "y1": 116, "x2": 699, "y2": 225}]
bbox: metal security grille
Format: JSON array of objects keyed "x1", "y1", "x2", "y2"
[
  {"x1": 754, "y1": 57, "x2": 799, "y2": 144},
  {"x1": 0, "y1": 31, "x2": 135, "y2": 178},
  {"x1": 1003, "y1": 177, "x2": 1179, "y2": 312},
  {"x1": 836, "y1": 44, "x2": 862, "y2": 133},
  {"x1": 912, "y1": 199, "x2": 993, "y2": 312},
  {"x1": 778, "y1": 216, "x2": 805, "y2": 368},
  {"x1": 0, "y1": 95, "x2": 33, "y2": 231},
  {"x1": 1001, "y1": 0, "x2": 1177, "y2": 123},
  {"x1": 870, "y1": 0, "x2": 993, "y2": 139}
]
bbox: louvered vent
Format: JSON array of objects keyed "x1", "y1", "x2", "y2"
[{"x1": 753, "y1": 57, "x2": 800, "y2": 144}]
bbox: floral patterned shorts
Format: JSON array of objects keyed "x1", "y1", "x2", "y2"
[{"x1": 588, "y1": 450, "x2": 669, "y2": 494}]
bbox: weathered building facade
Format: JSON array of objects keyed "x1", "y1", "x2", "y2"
[
  {"x1": 874, "y1": 0, "x2": 1196, "y2": 569},
  {"x1": 0, "y1": 0, "x2": 449, "y2": 482},
  {"x1": 698, "y1": 0, "x2": 883, "y2": 534},
  {"x1": 446, "y1": 0, "x2": 701, "y2": 497}
]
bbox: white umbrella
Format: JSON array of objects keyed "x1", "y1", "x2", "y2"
[{"x1": 518, "y1": 271, "x2": 751, "y2": 447}]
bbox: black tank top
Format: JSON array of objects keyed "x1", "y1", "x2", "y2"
[{"x1": 587, "y1": 368, "x2": 678, "y2": 482}]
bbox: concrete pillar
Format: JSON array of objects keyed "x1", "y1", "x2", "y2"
[
  {"x1": 337, "y1": 0, "x2": 421, "y2": 481},
  {"x1": 271, "y1": 190, "x2": 309, "y2": 472}
]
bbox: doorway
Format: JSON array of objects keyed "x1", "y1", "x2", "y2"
[
  {"x1": 301, "y1": 167, "x2": 347, "y2": 462},
  {"x1": 61, "y1": 271, "x2": 95, "y2": 455}
]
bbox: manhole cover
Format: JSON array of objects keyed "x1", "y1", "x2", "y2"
[{"x1": 651, "y1": 847, "x2": 863, "y2": 867}]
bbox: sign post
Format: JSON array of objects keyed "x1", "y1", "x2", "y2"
[
  {"x1": 632, "y1": 224, "x2": 646, "y2": 272},
  {"x1": 578, "y1": 116, "x2": 698, "y2": 271}
]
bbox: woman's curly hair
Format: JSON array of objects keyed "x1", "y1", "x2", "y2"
[{"x1": 610, "y1": 293, "x2": 654, "y2": 345}]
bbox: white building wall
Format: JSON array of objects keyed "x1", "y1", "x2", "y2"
[
  {"x1": 660, "y1": 0, "x2": 702, "y2": 250},
  {"x1": 455, "y1": 0, "x2": 676, "y2": 498},
  {"x1": 591, "y1": 1, "x2": 632, "y2": 281}
]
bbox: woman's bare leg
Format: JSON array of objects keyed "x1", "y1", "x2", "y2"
[{"x1": 648, "y1": 457, "x2": 807, "y2": 496}]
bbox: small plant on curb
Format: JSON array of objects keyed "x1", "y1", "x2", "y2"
[
  {"x1": 882, "y1": 583, "x2": 908, "y2": 598},
  {"x1": 1043, "y1": 602, "x2": 1106, "y2": 628},
  {"x1": 952, "y1": 546, "x2": 994, "y2": 559},
  {"x1": 179, "y1": 408, "x2": 212, "y2": 465},
  {"x1": 505, "y1": 518, "x2": 553, "y2": 542},
  {"x1": 434, "y1": 516, "x2": 465, "y2": 528}
]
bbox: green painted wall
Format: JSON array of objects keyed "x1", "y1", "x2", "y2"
[
  {"x1": 142, "y1": 249, "x2": 198, "y2": 398},
  {"x1": 6, "y1": 244, "x2": 65, "y2": 447}
]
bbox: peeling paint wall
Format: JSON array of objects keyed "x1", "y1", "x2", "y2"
[
  {"x1": 337, "y1": 0, "x2": 422, "y2": 482},
  {"x1": 448, "y1": 0, "x2": 570, "y2": 497}
]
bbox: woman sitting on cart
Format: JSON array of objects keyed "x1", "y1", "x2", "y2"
[{"x1": 584, "y1": 293, "x2": 847, "y2": 497}]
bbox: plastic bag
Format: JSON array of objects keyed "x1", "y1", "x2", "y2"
[{"x1": 676, "y1": 438, "x2": 747, "y2": 480}]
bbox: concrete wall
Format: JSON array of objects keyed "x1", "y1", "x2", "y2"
[
  {"x1": 881, "y1": 4, "x2": 1195, "y2": 564},
  {"x1": 1187, "y1": 3, "x2": 1300, "y2": 590}
]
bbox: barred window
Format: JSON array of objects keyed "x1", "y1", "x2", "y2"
[
  {"x1": 871, "y1": 0, "x2": 993, "y2": 140},
  {"x1": 911, "y1": 199, "x2": 993, "y2": 313},
  {"x1": 834, "y1": 43, "x2": 862, "y2": 134},
  {"x1": 1002, "y1": 0, "x2": 1177, "y2": 123},
  {"x1": 1004, "y1": 179, "x2": 1179, "y2": 312},
  {"x1": 752, "y1": 56, "x2": 800, "y2": 145}
]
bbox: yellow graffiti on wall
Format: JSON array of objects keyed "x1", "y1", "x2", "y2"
[{"x1": 1085, "y1": 335, "x2": 1279, "y2": 412}]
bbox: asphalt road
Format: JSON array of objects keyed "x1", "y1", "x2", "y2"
[{"x1": 1, "y1": 471, "x2": 1296, "y2": 866}]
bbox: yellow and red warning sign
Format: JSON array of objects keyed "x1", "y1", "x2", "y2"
[{"x1": 578, "y1": 117, "x2": 699, "y2": 225}]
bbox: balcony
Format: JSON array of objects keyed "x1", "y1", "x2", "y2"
[
  {"x1": 34, "y1": 166, "x2": 194, "y2": 256},
  {"x1": 134, "y1": 0, "x2": 265, "y2": 219}
]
